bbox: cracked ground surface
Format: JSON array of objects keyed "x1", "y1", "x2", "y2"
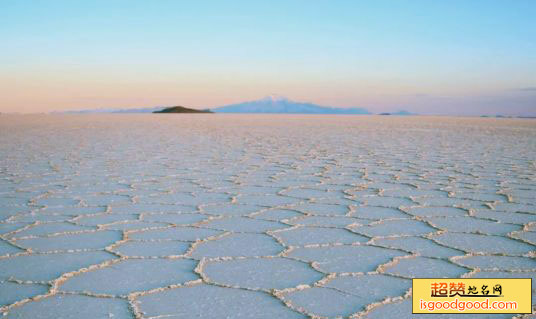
[{"x1": 0, "y1": 114, "x2": 535, "y2": 318}]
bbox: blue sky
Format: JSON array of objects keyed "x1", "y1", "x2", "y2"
[{"x1": 1, "y1": 0, "x2": 535, "y2": 115}]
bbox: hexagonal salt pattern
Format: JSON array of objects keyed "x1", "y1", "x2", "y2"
[
  {"x1": 137, "y1": 283, "x2": 306, "y2": 319},
  {"x1": 59, "y1": 258, "x2": 198, "y2": 295},
  {"x1": 202, "y1": 257, "x2": 324, "y2": 290},
  {"x1": 0, "y1": 115, "x2": 534, "y2": 318},
  {"x1": 2, "y1": 294, "x2": 132, "y2": 319}
]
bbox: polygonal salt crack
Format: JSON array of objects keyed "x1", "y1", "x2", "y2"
[
  {"x1": 202, "y1": 257, "x2": 324, "y2": 290},
  {"x1": 59, "y1": 258, "x2": 198, "y2": 295}
]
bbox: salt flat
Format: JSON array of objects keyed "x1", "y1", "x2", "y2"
[{"x1": 0, "y1": 114, "x2": 535, "y2": 318}]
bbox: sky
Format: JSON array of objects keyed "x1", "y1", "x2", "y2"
[{"x1": 1, "y1": 0, "x2": 535, "y2": 115}]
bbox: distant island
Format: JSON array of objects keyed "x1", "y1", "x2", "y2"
[
  {"x1": 211, "y1": 95, "x2": 371, "y2": 114},
  {"x1": 378, "y1": 110, "x2": 416, "y2": 116},
  {"x1": 51, "y1": 96, "x2": 423, "y2": 115},
  {"x1": 153, "y1": 106, "x2": 212, "y2": 113}
]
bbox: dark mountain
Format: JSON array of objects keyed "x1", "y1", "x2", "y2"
[
  {"x1": 153, "y1": 106, "x2": 212, "y2": 113},
  {"x1": 211, "y1": 95, "x2": 371, "y2": 114}
]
